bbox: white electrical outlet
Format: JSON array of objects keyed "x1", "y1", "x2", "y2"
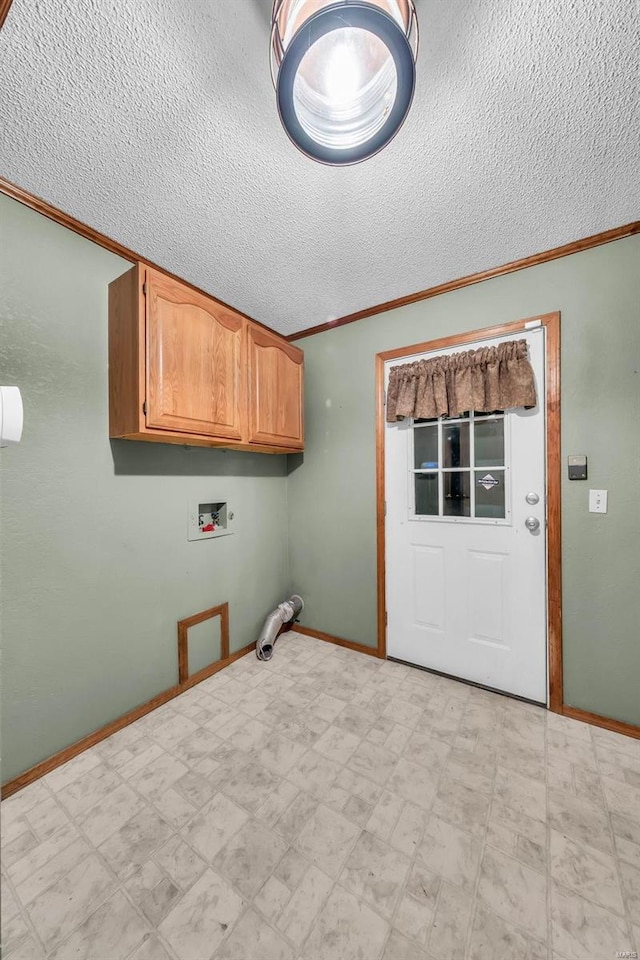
[{"x1": 589, "y1": 490, "x2": 608, "y2": 514}]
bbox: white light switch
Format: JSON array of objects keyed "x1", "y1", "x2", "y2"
[{"x1": 589, "y1": 489, "x2": 608, "y2": 513}]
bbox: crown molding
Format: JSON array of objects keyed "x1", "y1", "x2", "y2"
[
  {"x1": 287, "y1": 221, "x2": 640, "y2": 341},
  {"x1": 0, "y1": 176, "x2": 279, "y2": 337},
  {"x1": 0, "y1": 0, "x2": 13, "y2": 30}
]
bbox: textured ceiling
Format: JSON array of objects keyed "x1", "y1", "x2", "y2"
[{"x1": 1, "y1": 0, "x2": 638, "y2": 336}]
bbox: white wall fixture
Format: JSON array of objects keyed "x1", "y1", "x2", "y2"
[
  {"x1": 0, "y1": 386, "x2": 24, "y2": 447},
  {"x1": 188, "y1": 500, "x2": 234, "y2": 541},
  {"x1": 589, "y1": 489, "x2": 608, "y2": 514},
  {"x1": 271, "y1": 0, "x2": 418, "y2": 165}
]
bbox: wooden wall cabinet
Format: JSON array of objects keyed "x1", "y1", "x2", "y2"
[
  {"x1": 248, "y1": 325, "x2": 304, "y2": 447},
  {"x1": 109, "y1": 264, "x2": 304, "y2": 453}
]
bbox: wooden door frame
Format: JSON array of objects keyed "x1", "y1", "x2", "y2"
[{"x1": 375, "y1": 312, "x2": 563, "y2": 712}]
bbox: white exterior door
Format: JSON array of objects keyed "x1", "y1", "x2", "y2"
[{"x1": 385, "y1": 327, "x2": 547, "y2": 702}]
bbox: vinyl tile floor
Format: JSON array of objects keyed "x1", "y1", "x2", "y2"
[{"x1": 2, "y1": 632, "x2": 639, "y2": 960}]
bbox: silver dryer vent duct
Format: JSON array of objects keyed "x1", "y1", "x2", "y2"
[{"x1": 256, "y1": 595, "x2": 304, "y2": 661}]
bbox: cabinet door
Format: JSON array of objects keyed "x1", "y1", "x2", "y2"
[
  {"x1": 146, "y1": 269, "x2": 244, "y2": 439},
  {"x1": 248, "y1": 325, "x2": 304, "y2": 447}
]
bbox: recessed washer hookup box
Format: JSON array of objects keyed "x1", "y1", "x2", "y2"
[{"x1": 188, "y1": 501, "x2": 234, "y2": 541}]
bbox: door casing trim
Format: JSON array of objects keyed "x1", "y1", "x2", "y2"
[{"x1": 375, "y1": 312, "x2": 563, "y2": 711}]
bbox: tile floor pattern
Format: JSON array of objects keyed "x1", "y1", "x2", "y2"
[{"x1": 2, "y1": 632, "x2": 640, "y2": 960}]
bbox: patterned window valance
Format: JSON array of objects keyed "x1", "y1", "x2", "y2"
[{"x1": 386, "y1": 339, "x2": 537, "y2": 423}]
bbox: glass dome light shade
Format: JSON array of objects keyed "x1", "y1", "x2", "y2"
[
  {"x1": 270, "y1": 0, "x2": 419, "y2": 84},
  {"x1": 271, "y1": 0, "x2": 418, "y2": 165}
]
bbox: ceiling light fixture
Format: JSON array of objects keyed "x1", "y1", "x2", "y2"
[{"x1": 271, "y1": 0, "x2": 419, "y2": 166}]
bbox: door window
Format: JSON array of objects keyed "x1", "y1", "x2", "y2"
[{"x1": 411, "y1": 412, "x2": 508, "y2": 522}]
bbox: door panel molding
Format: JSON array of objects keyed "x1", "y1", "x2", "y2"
[
  {"x1": 412, "y1": 544, "x2": 445, "y2": 630},
  {"x1": 376, "y1": 312, "x2": 563, "y2": 710},
  {"x1": 468, "y1": 550, "x2": 508, "y2": 648}
]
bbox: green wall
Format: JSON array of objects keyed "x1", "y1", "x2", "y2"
[
  {"x1": 0, "y1": 196, "x2": 290, "y2": 782},
  {"x1": 1, "y1": 194, "x2": 638, "y2": 785},
  {"x1": 288, "y1": 235, "x2": 640, "y2": 726}
]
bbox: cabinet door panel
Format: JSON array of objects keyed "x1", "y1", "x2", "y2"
[
  {"x1": 146, "y1": 270, "x2": 244, "y2": 439},
  {"x1": 248, "y1": 325, "x2": 304, "y2": 447}
]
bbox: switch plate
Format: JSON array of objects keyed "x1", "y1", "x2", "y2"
[{"x1": 589, "y1": 489, "x2": 607, "y2": 514}]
